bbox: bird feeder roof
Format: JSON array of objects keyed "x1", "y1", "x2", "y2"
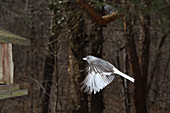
[{"x1": 0, "y1": 28, "x2": 30, "y2": 45}]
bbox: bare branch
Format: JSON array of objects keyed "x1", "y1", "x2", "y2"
[
  {"x1": 77, "y1": 0, "x2": 121, "y2": 25},
  {"x1": 147, "y1": 33, "x2": 169, "y2": 92}
]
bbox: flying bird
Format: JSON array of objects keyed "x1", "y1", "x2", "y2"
[{"x1": 81, "y1": 55, "x2": 134, "y2": 94}]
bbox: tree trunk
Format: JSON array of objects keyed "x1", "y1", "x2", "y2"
[
  {"x1": 123, "y1": 16, "x2": 146, "y2": 113},
  {"x1": 123, "y1": 48, "x2": 132, "y2": 113},
  {"x1": 123, "y1": 1, "x2": 150, "y2": 112},
  {"x1": 138, "y1": 3, "x2": 150, "y2": 113},
  {"x1": 39, "y1": 36, "x2": 55, "y2": 113},
  {"x1": 90, "y1": 25, "x2": 104, "y2": 113},
  {"x1": 68, "y1": 17, "x2": 88, "y2": 113}
]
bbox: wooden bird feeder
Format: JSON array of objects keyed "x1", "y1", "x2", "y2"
[{"x1": 0, "y1": 28, "x2": 30, "y2": 100}]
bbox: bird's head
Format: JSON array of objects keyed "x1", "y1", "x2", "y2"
[{"x1": 83, "y1": 55, "x2": 97, "y2": 64}]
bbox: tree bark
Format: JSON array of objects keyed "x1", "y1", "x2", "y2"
[
  {"x1": 138, "y1": 3, "x2": 150, "y2": 113},
  {"x1": 123, "y1": 48, "x2": 132, "y2": 113},
  {"x1": 68, "y1": 17, "x2": 88, "y2": 113},
  {"x1": 90, "y1": 25, "x2": 104, "y2": 113},
  {"x1": 123, "y1": 15, "x2": 146, "y2": 113},
  {"x1": 39, "y1": 36, "x2": 55, "y2": 113},
  {"x1": 123, "y1": 1, "x2": 150, "y2": 112},
  {"x1": 148, "y1": 33, "x2": 169, "y2": 93}
]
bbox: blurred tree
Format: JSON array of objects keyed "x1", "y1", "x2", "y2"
[
  {"x1": 67, "y1": 19, "x2": 89, "y2": 112},
  {"x1": 55, "y1": 1, "x2": 89, "y2": 113},
  {"x1": 89, "y1": 1, "x2": 105, "y2": 113},
  {"x1": 39, "y1": 35, "x2": 55, "y2": 113},
  {"x1": 90, "y1": 25, "x2": 104, "y2": 113},
  {"x1": 39, "y1": 1, "x2": 60, "y2": 113}
]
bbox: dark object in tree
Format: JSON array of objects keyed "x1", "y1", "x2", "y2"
[{"x1": 77, "y1": 0, "x2": 120, "y2": 25}]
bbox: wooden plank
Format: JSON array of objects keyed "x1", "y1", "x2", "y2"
[
  {"x1": 0, "y1": 28, "x2": 30, "y2": 45},
  {"x1": 0, "y1": 84, "x2": 19, "y2": 92},
  {"x1": 0, "y1": 89, "x2": 28, "y2": 100},
  {"x1": 0, "y1": 43, "x2": 14, "y2": 84}
]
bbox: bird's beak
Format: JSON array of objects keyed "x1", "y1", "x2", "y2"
[{"x1": 83, "y1": 57, "x2": 87, "y2": 60}]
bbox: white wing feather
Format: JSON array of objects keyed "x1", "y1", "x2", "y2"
[{"x1": 81, "y1": 69, "x2": 115, "y2": 94}]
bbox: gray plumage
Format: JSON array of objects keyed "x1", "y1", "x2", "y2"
[
  {"x1": 82, "y1": 55, "x2": 134, "y2": 94},
  {"x1": 104, "y1": 4, "x2": 117, "y2": 14}
]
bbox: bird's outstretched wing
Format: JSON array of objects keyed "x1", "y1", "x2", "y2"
[
  {"x1": 87, "y1": 60, "x2": 114, "y2": 73},
  {"x1": 81, "y1": 60, "x2": 115, "y2": 94}
]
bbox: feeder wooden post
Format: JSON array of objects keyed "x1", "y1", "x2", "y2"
[{"x1": 0, "y1": 43, "x2": 14, "y2": 84}]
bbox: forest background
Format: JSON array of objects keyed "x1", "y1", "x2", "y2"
[{"x1": 0, "y1": 0, "x2": 169, "y2": 113}]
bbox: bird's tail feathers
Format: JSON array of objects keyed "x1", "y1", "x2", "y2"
[{"x1": 114, "y1": 68, "x2": 135, "y2": 83}]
